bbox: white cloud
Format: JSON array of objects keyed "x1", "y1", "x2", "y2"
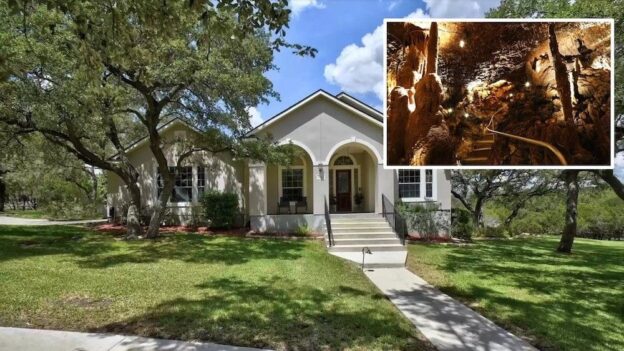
[
  {"x1": 323, "y1": 9, "x2": 428, "y2": 101},
  {"x1": 422, "y1": 0, "x2": 501, "y2": 18},
  {"x1": 388, "y1": 0, "x2": 401, "y2": 11},
  {"x1": 290, "y1": 0, "x2": 325, "y2": 16},
  {"x1": 247, "y1": 107, "x2": 264, "y2": 127}
]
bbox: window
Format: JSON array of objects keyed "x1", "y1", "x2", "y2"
[
  {"x1": 333, "y1": 155, "x2": 354, "y2": 165},
  {"x1": 425, "y1": 170, "x2": 433, "y2": 198},
  {"x1": 158, "y1": 166, "x2": 193, "y2": 202},
  {"x1": 197, "y1": 166, "x2": 206, "y2": 198},
  {"x1": 398, "y1": 170, "x2": 420, "y2": 199},
  {"x1": 281, "y1": 168, "x2": 304, "y2": 201}
]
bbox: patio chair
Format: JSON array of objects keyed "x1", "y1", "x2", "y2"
[
  {"x1": 277, "y1": 197, "x2": 290, "y2": 214},
  {"x1": 295, "y1": 197, "x2": 307, "y2": 214}
]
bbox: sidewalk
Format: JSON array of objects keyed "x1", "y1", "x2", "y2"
[
  {"x1": 0, "y1": 327, "x2": 271, "y2": 351},
  {"x1": 0, "y1": 216, "x2": 106, "y2": 226},
  {"x1": 365, "y1": 268, "x2": 537, "y2": 351}
]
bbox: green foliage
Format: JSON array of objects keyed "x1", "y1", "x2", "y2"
[
  {"x1": 201, "y1": 190, "x2": 239, "y2": 229},
  {"x1": 451, "y1": 207, "x2": 474, "y2": 240},
  {"x1": 473, "y1": 226, "x2": 509, "y2": 239},
  {"x1": 486, "y1": 187, "x2": 624, "y2": 239},
  {"x1": 397, "y1": 201, "x2": 450, "y2": 239},
  {"x1": 294, "y1": 224, "x2": 311, "y2": 236}
]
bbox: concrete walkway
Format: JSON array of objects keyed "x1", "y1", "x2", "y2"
[
  {"x1": 365, "y1": 268, "x2": 536, "y2": 351},
  {"x1": 0, "y1": 327, "x2": 270, "y2": 351},
  {"x1": 0, "y1": 215, "x2": 106, "y2": 226}
]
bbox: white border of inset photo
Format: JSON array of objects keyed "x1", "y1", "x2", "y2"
[{"x1": 382, "y1": 18, "x2": 615, "y2": 170}]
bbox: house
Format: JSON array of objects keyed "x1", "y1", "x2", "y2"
[{"x1": 106, "y1": 90, "x2": 452, "y2": 238}]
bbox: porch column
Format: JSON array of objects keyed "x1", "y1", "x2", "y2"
[
  {"x1": 376, "y1": 163, "x2": 395, "y2": 213},
  {"x1": 248, "y1": 161, "x2": 267, "y2": 216},
  {"x1": 313, "y1": 163, "x2": 329, "y2": 215}
]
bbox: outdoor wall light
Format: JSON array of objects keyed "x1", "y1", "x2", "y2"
[
  {"x1": 317, "y1": 165, "x2": 324, "y2": 181},
  {"x1": 361, "y1": 247, "x2": 373, "y2": 270}
]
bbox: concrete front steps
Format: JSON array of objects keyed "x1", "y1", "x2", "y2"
[{"x1": 326, "y1": 213, "x2": 407, "y2": 268}]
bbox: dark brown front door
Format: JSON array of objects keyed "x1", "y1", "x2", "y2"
[{"x1": 336, "y1": 170, "x2": 352, "y2": 212}]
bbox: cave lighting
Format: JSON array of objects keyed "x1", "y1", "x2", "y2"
[
  {"x1": 447, "y1": 108, "x2": 453, "y2": 113},
  {"x1": 509, "y1": 93, "x2": 514, "y2": 97},
  {"x1": 464, "y1": 113, "x2": 469, "y2": 118},
  {"x1": 459, "y1": 39, "x2": 466, "y2": 48},
  {"x1": 524, "y1": 81, "x2": 531, "y2": 88}
]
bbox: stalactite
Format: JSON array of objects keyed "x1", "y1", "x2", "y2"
[
  {"x1": 548, "y1": 23, "x2": 574, "y2": 123},
  {"x1": 426, "y1": 22, "x2": 438, "y2": 74}
]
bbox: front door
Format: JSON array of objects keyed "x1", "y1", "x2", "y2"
[{"x1": 336, "y1": 170, "x2": 352, "y2": 212}]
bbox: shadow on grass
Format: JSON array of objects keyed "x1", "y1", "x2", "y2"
[
  {"x1": 0, "y1": 225, "x2": 306, "y2": 267},
  {"x1": 412, "y1": 238, "x2": 624, "y2": 351},
  {"x1": 92, "y1": 276, "x2": 426, "y2": 351}
]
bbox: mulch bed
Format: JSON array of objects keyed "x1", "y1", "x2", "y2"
[{"x1": 93, "y1": 223, "x2": 323, "y2": 240}]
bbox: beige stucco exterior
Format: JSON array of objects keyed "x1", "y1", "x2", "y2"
[{"x1": 106, "y1": 90, "x2": 452, "y2": 232}]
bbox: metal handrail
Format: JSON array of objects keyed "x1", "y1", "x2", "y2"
[
  {"x1": 381, "y1": 194, "x2": 406, "y2": 245},
  {"x1": 482, "y1": 107, "x2": 568, "y2": 166},
  {"x1": 324, "y1": 196, "x2": 334, "y2": 247}
]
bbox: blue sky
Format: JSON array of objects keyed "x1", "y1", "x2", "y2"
[{"x1": 250, "y1": 0, "x2": 503, "y2": 123}]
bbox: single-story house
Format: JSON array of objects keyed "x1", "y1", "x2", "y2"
[{"x1": 106, "y1": 90, "x2": 452, "y2": 234}]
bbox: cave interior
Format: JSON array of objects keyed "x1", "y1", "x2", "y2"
[{"x1": 386, "y1": 21, "x2": 612, "y2": 166}]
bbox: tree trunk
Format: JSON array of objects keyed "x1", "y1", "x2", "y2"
[
  {"x1": 0, "y1": 177, "x2": 5, "y2": 212},
  {"x1": 557, "y1": 170, "x2": 580, "y2": 253},
  {"x1": 125, "y1": 182, "x2": 143, "y2": 239},
  {"x1": 146, "y1": 173, "x2": 174, "y2": 238},
  {"x1": 473, "y1": 197, "x2": 484, "y2": 228},
  {"x1": 426, "y1": 22, "x2": 438, "y2": 75},
  {"x1": 548, "y1": 24, "x2": 574, "y2": 123}
]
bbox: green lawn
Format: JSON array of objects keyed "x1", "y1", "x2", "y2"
[
  {"x1": 1, "y1": 209, "x2": 46, "y2": 219},
  {"x1": 407, "y1": 237, "x2": 624, "y2": 351},
  {"x1": 0, "y1": 226, "x2": 431, "y2": 351}
]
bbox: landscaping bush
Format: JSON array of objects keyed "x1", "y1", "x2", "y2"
[
  {"x1": 294, "y1": 224, "x2": 311, "y2": 236},
  {"x1": 451, "y1": 207, "x2": 474, "y2": 240},
  {"x1": 397, "y1": 202, "x2": 450, "y2": 239},
  {"x1": 201, "y1": 190, "x2": 239, "y2": 229},
  {"x1": 474, "y1": 225, "x2": 509, "y2": 239}
]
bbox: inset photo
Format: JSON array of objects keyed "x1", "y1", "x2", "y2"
[{"x1": 385, "y1": 19, "x2": 614, "y2": 168}]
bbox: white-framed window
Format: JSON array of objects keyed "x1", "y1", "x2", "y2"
[
  {"x1": 197, "y1": 166, "x2": 206, "y2": 198},
  {"x1": 425, "y1": 169, "x2": 433, "y2": 198},
  {"x1": 398, "y1": 169, "x2": 436, "y2": 202},
  {"x1": 281, "y1": 168, "x2": 304, "y2": 201},
  {"x1": 398, "y1": 170, "x2": 420, "y2": 200},
  {"x1": 157, "y1": 166, "x2": 193, "y2": 203}
]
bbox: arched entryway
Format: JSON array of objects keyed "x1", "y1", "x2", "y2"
[{"x1": 327, "y1": 142, "x2": 378, "y2": 213}]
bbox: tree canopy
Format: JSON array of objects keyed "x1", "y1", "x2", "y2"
[{"x1": 0, "y1": 0, "x2": 310, "y2": 237}]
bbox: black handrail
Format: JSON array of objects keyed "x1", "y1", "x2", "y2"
[
  {"x1": 381, "y1": 194, "x2": 407, "y2": 245},
  {"x1": 324, "y1": 196, "x2": 334, "y2": 247}
]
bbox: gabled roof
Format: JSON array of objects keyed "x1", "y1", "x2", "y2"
[
  {"x1": 109, "y1": 118, "x2": 199, "y2": 160},
  {"x1": 335, "y1": 92, "x2": 383, "y2": 121},
  {"x1": 246, "y1": 89, "x2": 383, "y2": 136}
]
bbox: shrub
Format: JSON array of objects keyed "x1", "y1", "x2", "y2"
[
  {"x1": 201, "y1": 190, "x2": 239, "y2": 229},
  {"x1": 451, "y1": 207, "x2": 474, "y2": 240},
  {"x1": 474, "y1": 225, "x2": 508, "y2": 239},
  {"x1": 295, "y1": 224, "x2": 311, "y2": 236},
  {"x1": 397, "y1": 202, "x2": 450, "y2": 239}
]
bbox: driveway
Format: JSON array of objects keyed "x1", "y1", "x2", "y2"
[{"x1": 0, "y1": 215, "x2": 106, "y2": 226}]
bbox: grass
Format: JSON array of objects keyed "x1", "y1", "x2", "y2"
[
  {"x1": 0, "y1": 226, "x2": 431, "y2": 351},
  {"x1": 406, "y1": 237, "x2": 624, "y2": 351},
  {"x1": 1, "y1": 209, "x2": 46, "y2": 219}
]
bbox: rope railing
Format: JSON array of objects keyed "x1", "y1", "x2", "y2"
[{"x1": 483, "y1": 107, "x2": 568, "y2": 166}]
